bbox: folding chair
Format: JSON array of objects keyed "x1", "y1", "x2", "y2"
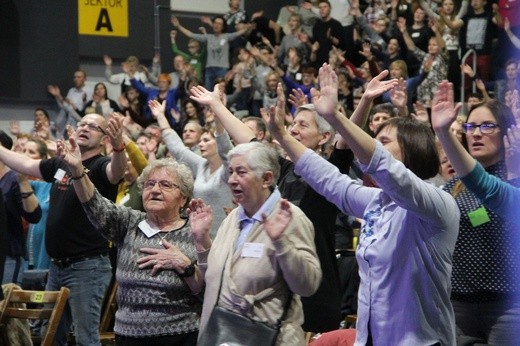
[{"x1": 0, "y1": 285, "x2": 70, "y2": 346}]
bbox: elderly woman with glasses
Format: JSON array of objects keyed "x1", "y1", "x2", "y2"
[
  {"x1": 192, "y1": 141, "x2": 322, "y2": 345},
  {"x1": 55, "y1": 135, "x2": 207, "y2": 346},
  {"x1": 433, "y1": 81, "x2": 520, "y2": 345}
]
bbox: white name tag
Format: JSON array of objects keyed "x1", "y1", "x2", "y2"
[
  {"x1": 220, "y1": 39, "x2": 227, "y2": 46},
  {"x1": 54, "y1": 168, "x2": 66, "y2": 181},
  {"x1": 411, "y1": 32, "x2": 420, "y2": 38},
  {"x1": 241, "y1": 243, "x2": 264, "y2": 258}
]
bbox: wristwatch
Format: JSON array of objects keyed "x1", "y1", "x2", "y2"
[{"x1": 176, "y1": 260, "x2": 196, "y2": 278}]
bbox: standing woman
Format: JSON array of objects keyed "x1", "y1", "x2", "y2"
[
  {"x1": 193, "y1": 142, "x2": 322, "y2": 345},
  {"x1": 265, "y1": 65, "x2": 460, "y2": 345},
  {"x1": 149, "y1": 100, "x2": 234, "y2": 238},
  {"x1": 55, "y1": 134, "x2": 205, "y2": 345},
  {"x1": 172, "y1": 15, "x2": 251, "y2": 89},
  {"x1": 80, "y1": 82, "x2": 121, "y2": 117},
  {"x1": 19, "y1": 138, "x2": 52, "y2": 270},
  {"x1": 435, "y1": 82, "x2": 519, "y2": 345},
  {"x1": 190, "y1": 83, "x2": 345, "y2": 333}
]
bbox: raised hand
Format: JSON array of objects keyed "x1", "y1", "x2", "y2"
[
  {"x1": 189, "y1": 85, "x2": 222, "y2": 107},
  {"x1": 187, "y1": 198, "x2": 213, "y2": 243},
  {"x1": 262, "y1": 199, "x2": 293, "y2": 241},
  {"x1": 288, "y1": 88, "x2": 309, "y2": 109},
  {"x1": 106, "y1": 113, "x2": 124, "y2": 149},
  {"x1": 149, "y1": 99, "x2": 166, "y2": 119},
  {"x1": 171, "y1": 15, "x2": 180, "y2": 27},
  {"x1": 460, "y1": 63, "x2": 475, "y2": 77},
  {"x1": 47, "y1": 85, "x2": 61, "y2": 98},
  {"x1": 431, "y1": 80, "x2": 462, "y2": 131},
  {"x1": 411, "y1": 101, "x2": 429, "y2": 124},
  {"x1": 56, "y1": 130, "x2": 82, "y2": 170},
  {"x1": 9, "y1": 121, "x2": 20, "y2": 136},
  {"x1": 261, "y1": 82, "x2": 288, "y2": 138},
  {"x1": 310, "y1": 63, "x2": 339, "y2": 119},
  {"x1": 389, "y1": 77, "x2": 408, "y2": 110},
  {"x1": 362, "y1": 70, "x2": 398, "y2": 101},
  {"x1": 103, "y1": 54, "x2": 112, "y2": 66}
]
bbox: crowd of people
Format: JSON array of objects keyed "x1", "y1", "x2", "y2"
[{"x1": 1, "y1": 0, "x2": 520, "y2": 345}]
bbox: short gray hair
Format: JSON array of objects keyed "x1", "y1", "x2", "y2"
[
  {"x1": 294, "y1": 104, "x2": 336, "y2": 148},
  {"x1": 227, "y1": 142, "x2": 280, "y2": 189},
  {"x1": 137, "y1": 158, "x2": 194, "y2": 207}
]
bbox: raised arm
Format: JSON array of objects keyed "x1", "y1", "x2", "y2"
[
  {"x1": 171, "y1": 15, "x2": 195, "y2": 38},
  {"x1": 313, "y1": 65, "x2": 397, "y2": 164},
  {"x1": 431, "y1": 81, "x2": 473, "y2": 175},
  {"x1": 104, "y1": 114, "x2": 127, "y2": 184},
  {"x1": 190, "y1": 85, "x2": 256, "y2": 144},
  {"x1": 0, "y1": 146, "x2": 42, "y2": 179},
  {"x1": 397, "y1": 18, "x2": 416, "y2": 51},
  {"x1": 56, "y1": 135, "x2": 95, "y2": 203}
]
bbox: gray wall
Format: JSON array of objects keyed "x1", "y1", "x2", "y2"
[{"x1": 0, "y1": 0, "x2": 294, "y2": 124}]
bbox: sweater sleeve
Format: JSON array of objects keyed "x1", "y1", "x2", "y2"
[
  {"x1": 460, "y1": 161, "x2": 520, "y2": 224},
  {"x1": 162, "y1": 129, "x2": 205, "y2": 175},
  {"x1": 359, "y1": 141, "x2": 459, "y2": 228}
]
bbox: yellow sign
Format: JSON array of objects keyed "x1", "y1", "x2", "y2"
[
  {"x1": 32, "y1": 292, "x2": 44, "y2": 303},
  {"x1": 78, "y1": 0, "x2": 128, "y2": 37}
]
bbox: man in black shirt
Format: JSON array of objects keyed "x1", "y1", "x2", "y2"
[{"x1": 0, "y1": 114, "x2": 126, "y2": 345}]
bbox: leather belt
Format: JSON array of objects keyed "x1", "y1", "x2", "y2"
[{"x1": 51, "y1": 253, "x2": 107, "y2": 269}]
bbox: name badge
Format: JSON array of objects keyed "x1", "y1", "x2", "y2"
[
  {"x1": 411, "y1": 32, "x2": 420, "y2": 38},
  {"x1": 54, "y1": 168, "x2": 66, "y2": 181},
  {"x1": 295, "y1": 73, "x2": 302, "y2": 81},
  {"x1": 220, "y1": 39, "x2": 226, "y2": 46},
  {"x1": 190, "y1": 59, "x2": 197, "y2": 64},
  {"x1": 241, "y1": 243, "x2": 264, "y2": 258},
  {"x1": 468, "y1": 207, "x2": 490, "y2": 227}
]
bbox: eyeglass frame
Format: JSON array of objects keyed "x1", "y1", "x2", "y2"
[
  {"x1": 461, "y1": 122, "x2": 500, "y2": 134},
  {"x1": 76, "y1": 121, "x2": 106, "y2": 134},
  {"x1": 143, "y1": 179, "x2": 180, "y2": 192}
]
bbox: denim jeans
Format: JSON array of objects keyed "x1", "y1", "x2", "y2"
[
  {"x1": 204, "y1": 67, "x2": 227, "y2": 90},
  {"x1": 2, "y1": 256, "x2": 27, "y2": 285},
  {"x1": 46, "y1": 255, "x2": 112, "y2": 346}
]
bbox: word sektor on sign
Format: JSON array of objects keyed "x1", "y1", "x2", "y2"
[{"x1": 78, "y1": 0, "x2": 128, "y2": 37}]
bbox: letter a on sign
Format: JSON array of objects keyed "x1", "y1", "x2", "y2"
[{"x1": 78, "y1": 0, "x2": 128, "y2": 37}]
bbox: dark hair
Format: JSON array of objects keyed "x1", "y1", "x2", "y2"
[
  {"x1": 375, "y1": 117, "x2": 439, "y2": 180},
  {"x1": 27, "y1": 138, "x2": 49, "y2": 159},
  {"x1": 242, "y1": 116, "x2": 267, "y2": 134},
  {"x1": 462, "y1": 99, "x2": 516, "y2": 158},
  {"x1": 213, "y1": 15, "x2": 227, "y2": 32},
  {"x1": 93, "y1": 82, "x2": 108, "y2": 100},
  {"x1": 369, "y1": 103, "x2": 399, "y2": 122},
  {"x1": 34, "y1": 108, "x2": 50, "y2": 122},
  {"x1": 302, "y1": 65, "x2": 317, "y2": 77},
  {"x1": 0, "y1": 130, "x2": 13, "y2": 150}
]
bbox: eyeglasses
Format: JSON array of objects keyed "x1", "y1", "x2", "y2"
[
  {"x1": 77, "y1": 122, "x2": 106, "y2": 134},
  {"x1": 461, "y1": 122, "x2": 499, "y2": 134},
  {"x1": 143, "y1": 179, "x2": 180, "y2": 191},
  {"x1": 188, "y1": 45, "x2": 198, "y2": 49}
]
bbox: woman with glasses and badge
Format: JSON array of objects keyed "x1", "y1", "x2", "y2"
[
  {"x1": 432, "y1": 82, "x2": 520, "y2": 345},
  {"x1": 433, "y1": 81, "x2": 520, "y2": 345},
  {"x1": 55, "y1": 131, "x2": 207, "y2": 345}
]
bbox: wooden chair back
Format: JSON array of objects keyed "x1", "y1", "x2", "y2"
[{"x1": 0, "y1": 286, "x2": 70, "y2": 346}]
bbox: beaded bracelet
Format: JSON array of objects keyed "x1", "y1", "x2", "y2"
[{"x1": 70, "y1": 167, "x2": 90, "y2": 180}]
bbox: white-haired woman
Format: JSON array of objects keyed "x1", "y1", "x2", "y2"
[
  {"x1": 192, "y1": 141, "x2": 321, "y2": 345},
  {"x1": 56, "y1": 135, "x2": 207, "y2": 346}
]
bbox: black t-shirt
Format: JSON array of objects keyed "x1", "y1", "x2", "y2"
[
  {"x1": 460, "y1": 11, "x2": 496, "y2": 55},
  {"x1": 39, "y1": 155, "x2": 118, "y2": 258}
]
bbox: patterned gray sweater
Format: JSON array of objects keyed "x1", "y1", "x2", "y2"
[{"x1": 84, "y1": 190, "x2": 201, "y2": 337}]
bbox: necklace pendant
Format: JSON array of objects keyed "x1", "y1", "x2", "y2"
[{"x1": 159, "y1": 240, "x2": 163, "y2": 246}]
